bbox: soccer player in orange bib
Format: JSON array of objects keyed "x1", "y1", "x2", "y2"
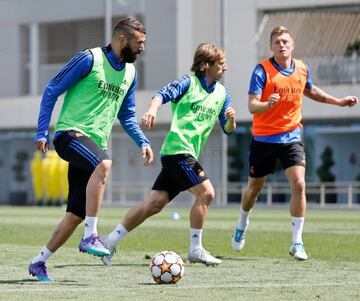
[{"x1": 232, "y1": 26, "x2": 358, "y2": 260}]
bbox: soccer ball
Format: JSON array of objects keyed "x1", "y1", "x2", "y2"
[{"x1": 149, "y1": 251, "x2": 185, "y2": 284}]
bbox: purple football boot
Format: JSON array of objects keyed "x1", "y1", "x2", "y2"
[
  {"x1": 79, "y1": 234, "x2": 110, "y2": 257},
  {"x1": 28, "y1": 261, "x2": 54, "y2": 282}
]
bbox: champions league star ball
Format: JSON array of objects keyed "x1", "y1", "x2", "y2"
[{"x1": 149, "y1": 251, "x2": 185, "y2": 284}]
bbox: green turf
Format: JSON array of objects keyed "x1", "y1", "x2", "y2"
[{"x1": 0, "y1": 206, "x2": 359, "y2": 300}]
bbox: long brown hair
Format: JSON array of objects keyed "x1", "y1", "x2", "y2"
[{"x1": 191, "y1": 43, "x2": 225, "y2": 77}]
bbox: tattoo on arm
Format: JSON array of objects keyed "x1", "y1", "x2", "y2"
[{"x1": 304, "y1": 85, "x2": 329, "y2": 103}]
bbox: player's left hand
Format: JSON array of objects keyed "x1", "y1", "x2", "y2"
[
  {"x1": 339, "y1": 96, "x2": 358, "y2": 107},
  {"x1": 141, "y1": 146, "x2": 154, "y2": 166},
  {"x1": 225, "y1": 107, "x2": 235, "y2": 120}
]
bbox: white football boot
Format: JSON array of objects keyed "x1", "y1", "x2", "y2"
[
  {"x1": 289, "y1": 242, "x2": 308, "y2": 261},
  {"x1": 188, "y1": 248, "x2": 222, "y2": 266},
  {"x1": 100, "y1": 236, "x2": 117, "y2": 266}
]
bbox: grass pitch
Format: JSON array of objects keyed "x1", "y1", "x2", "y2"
[{"x1": 0, "y1": 206, "x2": 359, "y2": 300}]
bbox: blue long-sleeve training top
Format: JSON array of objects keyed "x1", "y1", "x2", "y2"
[
  {"x1": 154, "y1": 74, "x2": 233, "y2": 134},
  {"x1": 35, "y1": 44, "x2": 150, "y2": 149}
]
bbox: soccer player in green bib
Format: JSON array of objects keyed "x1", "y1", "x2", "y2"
[
  {"x1": 100, "y1": 43, "x2": 236, "y2": 266},
  {"x1": 28, "y1": 18, "x2": 153, "y2": 281}
]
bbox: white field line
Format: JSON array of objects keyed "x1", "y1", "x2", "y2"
[{"x1": 1, "y1": 282, "x2": 360, "y2": 293}]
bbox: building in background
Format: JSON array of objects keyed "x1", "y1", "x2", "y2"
[{"x1": 0, "y1": 0, "x2": 359, "y2": 204}]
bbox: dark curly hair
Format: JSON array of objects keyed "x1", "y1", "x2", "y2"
[{"x1": 113, "y1": 18, "x2": 146, "y2": 39}]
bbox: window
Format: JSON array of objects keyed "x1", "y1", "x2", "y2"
[
  {"x1": 30, "y1": 16, "x2": 144, "y2": 92},
  {"x1": 256, "y1": 11, "x2": 360, "y2": 85}
]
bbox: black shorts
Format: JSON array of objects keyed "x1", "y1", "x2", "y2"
[
  {"x1": 53, "y1": 130, "x2": 110, "y2": 219},
  {"x1": 248, "y1": 139, "x2": 305, "y2": 178},
  {"x1": 152, "y1": 154, "x2": 208, "y2": 201}
]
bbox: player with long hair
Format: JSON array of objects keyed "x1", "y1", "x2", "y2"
[{"x1": 101, "y1": 43, "x2": 236, "y2": 266}]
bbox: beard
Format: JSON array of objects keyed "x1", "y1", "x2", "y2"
[{"x1": 121, "y1": 44, "x2": 139, "y2": 63}]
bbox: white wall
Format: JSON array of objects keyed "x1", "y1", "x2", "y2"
[
  {"x1": 0, "y1": 0, "x2": 144, "y2": 23},
  {"x1": 303, "y1": 84, "x2": 360, "y2": 120},
  {"x1": 0, "y1": 24, "x2": 21, "y2": 96},
  {"x1": 0, "y1": 0, "x2": 359, "y2": 123},
  {"x1": 143, "y1": 0, "x2": 177, "y2": 89},
  {"x1": 225, "y1": 1, "x2": 258, "y2": 122}
]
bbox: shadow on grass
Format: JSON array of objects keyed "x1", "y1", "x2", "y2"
[
  {"x1": 138, "y1": 282, "x2": 160, "y2": 286},
  {"x1": 180, "y1": 256, "x2": 253, "y2": 263},
  {"x1": 0, "y1": 279, "x2": 88, "y2": 286},
  {"x1": 0, "y1": 279, "x2": 35, "y2": 284},
  {"x1": 113, "y1": 263, "x2": 149, "y2": 267},
  {"x1": 57, "y1": 280, "x2": 87, "y2": 286},
  {"x1": 214, "y1": 256, "x2": 255, "y2": 261},
  {"x1": 54, "y1": 263, "x2": 104, "y2": 268},
  {"x1": 54, "y1": 263, "x2": 148, "y2": 268}
]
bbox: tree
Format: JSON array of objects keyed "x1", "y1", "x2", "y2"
[
  {"x1": 227, "y1": 146, "x2": 244, "y2": 182},
  {"x1": 316, "y1": 146, "x2": 335, "y2": 182},
  {"x1": 345, "y1": 40, "x2": 360, "y2": 57},
  {"x1": 12, "y1": 150, "x2": 29, "y2": 182},
  {"x1": 10, "y1": 150, "x2": 29, "y2": 205},
  {"x1": 316, "y1": 146, "x2": 336, "y2": 203}
]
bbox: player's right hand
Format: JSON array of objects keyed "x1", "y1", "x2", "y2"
[
  {"x1": 225, "y1": 107, "x2": 236, "y2": 120},
  {"x1": 142, "y1": 111, "x2": 156, "y2": 129},
  {"x1": 267, "y1": 93, "x2": 280, "y2": 108},
  {"x1": 35, "y1": 139, "x2": 49, "y2": 153},
  {"x1": 141, "y1": 146, "x2": 154, "y2": 166}
]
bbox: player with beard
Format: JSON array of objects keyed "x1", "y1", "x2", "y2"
[{"x1": 28, "y1": 18, "x2": 153, "y2": 282}]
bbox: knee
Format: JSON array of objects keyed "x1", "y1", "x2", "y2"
[
  {"x1": 150, "y1": 200, "x2": 166, "y2": 214},
  {"x1": 145, "y1": 193, "x2": 169, "y2": 215},
  {"x1": 64, "y1": 213, "x2": 83, "y2": 228},
  {"x1": 246, "y1": 185, "x2": 262, "y2": 200},
  {"x1": 292, "y1": 178, "x2": 306, "y2": 194},
  {"x1": 71, "y1": 217, "x2": 83, "y2": 228},
  {"x1": 199, "y1": 188, "x2": 215, "y2": 205},
  {"x1": 95, "y1": 160, "x2": 112, "y2": 179}
]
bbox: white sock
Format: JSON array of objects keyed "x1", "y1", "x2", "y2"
[
  {"x1": 291, "y1": 217, "x2": 304, "y2": 244},
  {"x1": 237, "y1": 207, "x2": 251, "y2": 230},
  {"x1": 189, "y1": 228, "x2": 203, "y2": 251},
  {"x1": 31, "y1": 246, "x2": 54, "y2": 264},
  {"x1": 84, "y1": 216, "x2": 98, "y2": 239},
  {"x1": 107, "y1": 224, "x2": 128, "y2": 246}
]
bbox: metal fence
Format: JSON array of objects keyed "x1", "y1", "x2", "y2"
[
  {"x1": 227, "y1": 181, "x2": 360, "y2": 208},
  {"x1": 305, "y1": 54, "x2": 360, "y2": 85},
  {"x1": 107, "y1": 181, "x2": 360, "y2": 208}
]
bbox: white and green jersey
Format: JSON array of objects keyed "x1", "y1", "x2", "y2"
[
  {"x1": 160, "y1": 74, "x2": 227, "y2": 159},
  {"x1": 55, "y1": 47, "x2": 136, "y2": 149}
]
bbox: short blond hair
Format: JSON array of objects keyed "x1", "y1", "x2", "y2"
[
  {"x1": 270, "y1": 26, "x2": 292, "y2": 43},
  {"x1": 191, "y1": 43, "x2": 225, "y2": 77}
]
